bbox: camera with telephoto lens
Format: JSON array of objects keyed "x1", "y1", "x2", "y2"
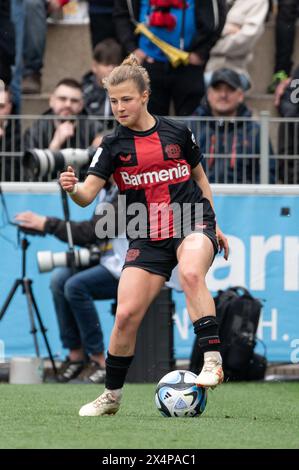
[
  {"x1": 37, "y1": 245, "x2": 101, "y2": 273},
  {"x1": 23, "y1": 147, "x2": 96, "y2": 180}
]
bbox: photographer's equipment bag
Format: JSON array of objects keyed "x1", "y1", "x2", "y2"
[
  {"x1": 190, "y1": 286, "x2": 267, "y2": 381},
  {"x1": 111, "y1": 287, "x2": 175, "y2": 383}
]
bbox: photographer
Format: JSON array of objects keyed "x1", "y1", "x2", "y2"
[
  {"x1": 23, "y1": 78, "x2": 102, "y2": 180},
  {"x1": 15, "y1": 183, "x2": 126, "y2": 383}
]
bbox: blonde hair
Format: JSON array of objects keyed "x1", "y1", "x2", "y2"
[{"x1": 102, "y1": 54, "x2": 151, "y2": 95}]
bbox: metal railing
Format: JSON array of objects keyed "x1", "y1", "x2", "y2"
[
  {"x1": 0, "y1": 115, "x2": 115, "y2": 182},
  {"x1": 1, "y1": 112, "x2": 299, "y2": 184}
]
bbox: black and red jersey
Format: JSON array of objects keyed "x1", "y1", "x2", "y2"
[{"x1": 87, "y1": 116, "x2": 214, "y2": 239}]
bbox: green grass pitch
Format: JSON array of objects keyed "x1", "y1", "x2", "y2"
[{"x1": 0, "y1": 382, "x2": 298, "y2": 449}]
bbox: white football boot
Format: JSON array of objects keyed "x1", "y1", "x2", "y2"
[
  {"x1": 196, "y1": 352, "x2": 224, "y2": 389},
  {"x1": 79, "y1": 388, "x2": 122, "y2": 416}
]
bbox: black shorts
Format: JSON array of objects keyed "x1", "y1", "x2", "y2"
[{"x1": 123, "y1": 219, "x2": 218, "y2": 281}]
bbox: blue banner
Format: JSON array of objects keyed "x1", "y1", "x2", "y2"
[
  {"x1": 0, "y1": 188, "x2": 298, "y2": 362},
  {"x1": 173, "y1": 193, "x2": 299, "y2": 362}
]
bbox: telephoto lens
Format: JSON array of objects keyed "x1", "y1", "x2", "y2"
[
  {"x1": 23, "y1": 147, "x2": 96, "y2": 180},
  {"x1": 37, "y1": 246, "x2": 101, "y2": 273}
]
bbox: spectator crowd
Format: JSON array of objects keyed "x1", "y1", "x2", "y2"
[{"x1": 1, "y1": 0, "x2": 298, "y2": 185}]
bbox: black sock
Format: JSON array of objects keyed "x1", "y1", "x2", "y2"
[
  {"x1": 105, "y1": 352, "x2": 134, "y2": 390},
  {"x1": 193, "y1": 316, "x2": 221, "y2": 353}
]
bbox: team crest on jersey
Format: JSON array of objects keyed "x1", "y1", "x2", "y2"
[
  {"x1": 125, "y1": 249, "x2": 140, "y2": 262},
  {"x1": 165, "y1": 144, "x2": 181, "y2": 159}
]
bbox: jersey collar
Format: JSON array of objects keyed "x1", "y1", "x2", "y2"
[{"x1": 121, "y1": 115, "x2": 160, "y2": 137}]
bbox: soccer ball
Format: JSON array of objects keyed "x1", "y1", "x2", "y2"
[{"x1": 155, "y1": 370, "x2": 207, "y2": 417}]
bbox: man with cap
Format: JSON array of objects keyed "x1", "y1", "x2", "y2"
[{"x1": 192, "y1": 67, "x2": 274, "y2": 184}]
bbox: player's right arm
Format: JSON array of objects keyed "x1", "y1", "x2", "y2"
[
  {"x1": 61, "y1": 138, "x2": 114, "y2": 207},
  {"x1": 59, "y1": 166, "x2": 106, "y2": 207}
]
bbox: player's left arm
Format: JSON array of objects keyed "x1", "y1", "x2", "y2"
[
  {"x1": 191, "y1": 163, "x2": 229, "y2": 260},
  {"x1": 191, "y1": 163, "x2": 215, "y2": 210}
]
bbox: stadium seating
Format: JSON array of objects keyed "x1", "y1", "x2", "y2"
[{"x1": 22, "y1": 19, "x2": 299, "y2": 117}]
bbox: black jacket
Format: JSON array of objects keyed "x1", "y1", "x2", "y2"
[
  {"x1": 277, "y1": 66, "x2": 299, "y2": 182},
  {"x1": 0, "y1": 0, "x2": 15, "y2": 83},
  {"x1": 0, "y1": 117, "x2": 21, "y2": 154},
  {"x1": 82, "y1": 71, "x2": 111, "y2": 118},
  {"x1": 88, "y1": 0, "x2": 113, "y2": 13},
  {"x1": 44, "y1": 184, "x2": 121, "y2": 247},
  {"x1": 193, "y1": 98, "x2": 274, "y2": 184},
  {"x1": 0, "y1": 112, "x2": 21, "y2": 181},
  {"x1": 279, "y1": 66, "x2": 299, "y2": 118},
  {"x1": 113, "y1": 0, "x2": 227, "y2": 63},
  {"x1": 23, "y1": 109, "x2": 102, "y2": 151},
  {"x1": 44, "y1": 213, "x2": 102, "y2": 247}
]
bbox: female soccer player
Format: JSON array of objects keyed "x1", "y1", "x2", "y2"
[{"x1": 59, "y1": 55, "x2": 229, "y2": 417}]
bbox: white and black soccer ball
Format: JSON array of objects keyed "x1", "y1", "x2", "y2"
[{"x1": 155, "y1": 370, "x2": 207, "y2": 418}]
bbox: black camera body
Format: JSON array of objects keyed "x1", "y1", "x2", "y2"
[{"x1": 37, "y1": 245, "x2": 101, "y2": 273}]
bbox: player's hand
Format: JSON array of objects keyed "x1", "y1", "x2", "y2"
[
  {"x1": 216, "y1": 226, "x2": 229, "y2": 260},
  {"x1": 59, "y1": 166, "x2": 78, "y2": 193},
  {"x1": 14, "y1": 211, "x2": 46, "y2": 232}
]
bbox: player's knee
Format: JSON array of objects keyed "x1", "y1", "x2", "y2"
[
  {"x1": 179, "y1": 268, "x2": 204, "y2": 292},
  {"x1": 115, "y1": 306, "x2": 139, "y2": 331}
]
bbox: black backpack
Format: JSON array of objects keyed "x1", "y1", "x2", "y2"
[{"x1": 190, "y1": 286, "x2": 267, "y2": 381}]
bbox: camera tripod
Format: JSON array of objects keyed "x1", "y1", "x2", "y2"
[{"x1": 0, "y1": 231, "x2": 57, "y2": 375}]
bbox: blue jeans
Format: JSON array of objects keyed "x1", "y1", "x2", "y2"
[
  {"x1": 23, "y1": 0, "x2": 47, "y2": 77},
  {"x1": 50, "y1": 264, "x2": 118, "y2": 356},
  {"x1": 11, "y1": 0, "x2": 24, "y2": 112}
]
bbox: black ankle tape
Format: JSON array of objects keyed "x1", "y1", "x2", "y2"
[
  {"x1": 198, "y1": 335, "x2": 221, "y2": 351},
  {"x1": 105, "y1": 352, "x2": 134, "y2": 390},
  {"x1": 193, "y1": 316, "x2": 218, "y2": 335},
  {"x1": 193, "y1": 316, "x2": 220, "y2": 353}
]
